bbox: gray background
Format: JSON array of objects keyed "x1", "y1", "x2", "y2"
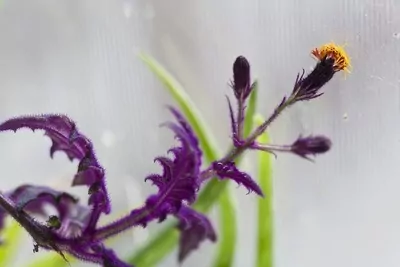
[{"x1": 0, "y1": 0, "x2": 399, "y2": 266}]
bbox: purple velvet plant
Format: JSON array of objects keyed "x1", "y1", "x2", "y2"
[{"x1": 0, "y1": 43, "x2": 349, "y2": 267}]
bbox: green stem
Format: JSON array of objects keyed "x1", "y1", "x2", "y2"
[
  {"x1": 212, "y1": 189, "x2": 237, "y2": 267},
  {"x1": 254, "y1": 115, "x2": 274, "y2": 267}
]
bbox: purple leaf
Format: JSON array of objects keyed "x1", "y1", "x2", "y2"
[
  {"x1": 144, "y1": 107, "x2": 202, "y2": 220},
  {"x1": 177, "y1": 206, "x2": 216, "y2": 263},
  {"x1": 91, "y1": 245, "x2": 134, "y2": 267},
  {"x1": 0, "y1": 185, "x2": 77, "y2": 231},
  {"x1": 7, "y1": 184, "x2": 77, "y2": 212},
  {"x1": 93, "y1": 108, "x2": 203, "y2": 240},
  {"x1": 0, "y1": 115, "x2": 85, "y2": 160},
  {"x1": 0, "y1": 114, "x2": 111, "y2": 230},
  {"x1": 166, "y1": 106, "x2": 202, "y2": 164},
  {"x1": 212, "y1": 161, "x2": 264, "y2": 196},
  {"x1": 65, "y1": 244, "x2": 134, "y2": 267},
  {"x1": 57, "y1": 204, "x2": 92, "y2": 238},
  {"x1": 0, "y1": 190, "x2": 70, "y2": 261},
  {"x1": 0, "y1": 185, "x2": 92, "y2": 238}
]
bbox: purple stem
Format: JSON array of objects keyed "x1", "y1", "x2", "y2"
[
  {"x1": 93, "y1": 168, "x2": 217, "y2": 241},
  {"x1": 219, "y1": 96, "x2": 293, "y2": 164},
  {"x1": 93, "y1": 206, "x2": 150, "y2": 241},
  {"x1": 250, "y1": 143, "x2": 292, "y2": 153},
  {"x1": 236, "y1": 96, "x2": 245, "y2": 140},
  {"x1": 0, "y1": 192, "x2": 68, "y2": 253}
]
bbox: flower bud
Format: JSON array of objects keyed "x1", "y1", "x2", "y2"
[
  {"x1": 293, "y1": 43, "x2": 350, "y2": 102},
  {"x1": 232, "y1": 56, "x2": 252, "y2": 100},
  {"x1": 291, "y1": 135, "x2": 331, "y2": 159}
]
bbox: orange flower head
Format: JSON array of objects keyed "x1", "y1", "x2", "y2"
[{"x1": 311, "y1": 43, "x2": 351, "y2": 73}]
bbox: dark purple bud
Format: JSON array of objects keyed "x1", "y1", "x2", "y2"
[
  {"x1": 291, "y1": 135, "x2": 331, "y2": 159},
  {"x1": 212, "y1": 161, "x2": 263, "y2": 196},
  {"x1": 176, "y1": 206, "x2": 216, "y2": 263},
  {"x1": 232, "y1": 56, "x2": 252, "y2": 100},
  {"x1": 292, "y1": 56, "x2": 336, "y2": 102}
]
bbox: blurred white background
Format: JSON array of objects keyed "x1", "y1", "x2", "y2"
[{"x1": 0, "y1": 0, "x2": 399, "y2": 266}]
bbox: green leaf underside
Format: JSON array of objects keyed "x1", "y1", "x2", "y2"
[
  {"x1": 254, "y1": 114, "x2": 274, "y2": 267},
  {"x1": 211, "y1": 190, "x2": 236, "y2": 267}
]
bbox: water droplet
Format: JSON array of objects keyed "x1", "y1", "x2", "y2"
[
  {"x1": 393, "y1": 32, "x2": 400, "y2": 39},
  {"x1": 101, "y1": 130, "x2": 116, "y2": 148},
  {"x1": 342, "y1": 113, "x2": 348, "y2": 121}
]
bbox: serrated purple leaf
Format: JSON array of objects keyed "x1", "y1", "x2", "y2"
[
  {"x1": 58, "y1": 204, "x2": 92, "y2": 238},
  {"x1": 212, "y1": 161, "x2": 264, "y2": 196},
  {"x1": 7, "y1": 184, "x2": 78, "y2": 212},
  {"x1": 91, "y1": 244, "x2": 134, "y2": 267},
  {"x1": 167, "y1": 106, "x2": 201, "y2": 161},
  {"x1": 0, "y1": 114, "x2": 111, "y2": 231},
  {"x1": 0, "y1": 114, "x2": 85, "y2": 160},
  {"x1": 144, "y1": 108, "x2": 202, "y2": 218},
  {"x1": 93, "y1": 108, "x2": 203, "y2": 240},
  {"x1": 0, "y1": 185, "x2": 92, "y2": 238},
  {"x1": 177, "y1": 206, "x2": 216, "y2": 263}
]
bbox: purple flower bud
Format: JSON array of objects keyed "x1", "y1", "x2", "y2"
[
  {"x1": 291, "y1": 135, "x2": 331, "y2": 159},
  {"x1": 292, "y1": 43, "x2": 350, "y2": 102},
  {"x1": 232, "y1": 56, "x2": 252, "y2": 100}
]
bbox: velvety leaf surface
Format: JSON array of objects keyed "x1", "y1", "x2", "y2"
[
  {"x1": 212, "y1": 161, "x2": 263, "y2": 196},
  {"x1": 176, "y1": 206, "x2": 216, "y2": 262},
  {"x1": 0, "y1": 114, "x2": 111, "y2": 231}
]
